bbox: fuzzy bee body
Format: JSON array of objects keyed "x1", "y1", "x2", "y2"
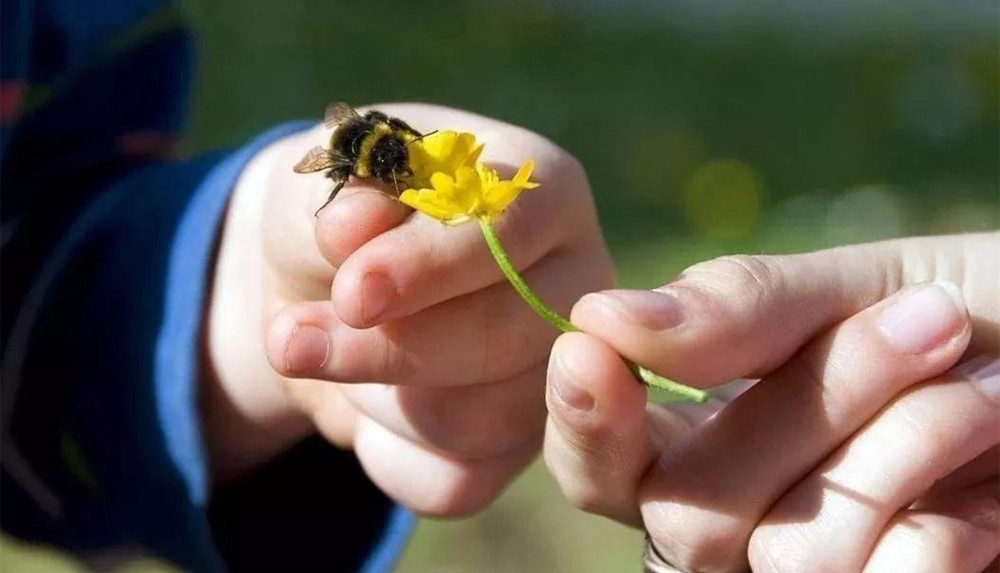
[{"x1": 294, "y1": 102, "x2": 423, "y2": 214}]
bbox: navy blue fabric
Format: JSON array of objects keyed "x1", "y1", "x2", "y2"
[{"x1": 1, "y1": 1, "x2": 414, "y2": 570}]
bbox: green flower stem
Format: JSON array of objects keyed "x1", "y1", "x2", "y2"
[
  {"x1": 478, "y1": 218, "x2": 576, "y2": 333},
  {"x1": 478, "y1": 218, "x2": 708, "y2": 404},
  {"x1": 630, "y1": 364, "x2": 710, "y2": 403}
]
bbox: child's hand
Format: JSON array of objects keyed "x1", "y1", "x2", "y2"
[
  {"x1": 543, "y1": 233, "x2": 999, "y2": 572},
  {"x1": 204, "y1": 104, "x2": 613, "y2": 516}
]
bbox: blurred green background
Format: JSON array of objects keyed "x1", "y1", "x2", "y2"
[{"x1": 3, "y1": 0, "x2": 997, "y2": 571}]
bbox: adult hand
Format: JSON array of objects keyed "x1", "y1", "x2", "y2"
[{"x1": 545, "y1": 233, "x2": 999, "y2": 572}]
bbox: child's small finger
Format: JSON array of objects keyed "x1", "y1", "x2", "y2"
[
  {"x1": 338, "y1": 364, "x2": 546, "y2": 461},
  {"x1": 314, "y1": 187, "x2": 412, "y2": 268},
  {"x1": 267, "y1": 251, "x2": 600, "y2": 387},
  {"x1": 330, "y1": 183, "x2": 583, "y2": 329},
  {"x1": 265, "y1": 301, "x2": 336, "y2": 378},
  {"x1": 543, "y1": 332, "x2": 655, "y2": 526},
  {"x1": 353, "y1": 415, "x2": 538, "y2": 517}
]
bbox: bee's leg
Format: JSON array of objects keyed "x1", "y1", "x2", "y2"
[
  {"x1": 397, "y1": 167, "x2": 414, "y2": 195},
  {"x1": 315, "y1": 176, "x2": 347, "y2": 217}
]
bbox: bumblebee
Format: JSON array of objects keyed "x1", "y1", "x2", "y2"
[{"x1": 294, "y1": 102, "x2": 427, "y2": 214}]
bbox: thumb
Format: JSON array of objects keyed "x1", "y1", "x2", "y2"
[{"x1": 570, "y1": 232, "x2": 998, "y2": 386}]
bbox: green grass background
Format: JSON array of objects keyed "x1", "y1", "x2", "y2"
[{"x1": 3, "y1": 0, "x2": 997, "y2": 571}]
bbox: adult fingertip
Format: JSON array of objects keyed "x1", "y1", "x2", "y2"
[
  {"x1": 548, "y1": 340, "x2": 597, "y2": 413},
  {"x1": 569, "y1": 289, "x2": 714, "y2": 385},
  {"x1": 875, "y1": 281, "x2": 970, "y2": 356},
  {"x1": 571, "y1": 289, "x2": 684, "y2": 333},
  {"x1": 546, "y1": 332, "x2": 646, "y2": 423}
]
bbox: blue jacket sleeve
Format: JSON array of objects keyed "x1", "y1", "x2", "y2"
[{"x1": 0, "y1": 122, "x2": 415, "y2": 572}]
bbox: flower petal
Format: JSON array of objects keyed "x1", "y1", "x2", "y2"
[
  {"x1": 454, "y1": 165, "x2": 481, "y2": 191},
  {"x1": 403, "y1": 129, "x2": 540, "y2": 225},
  {"x1": 483, "y1": 181, "x2": 521, "y2": 216},
  {"x1": 464, "y1": 143, "x2": 485, "y2": 167},
  {"x1": 429, "y1": 171, "x2": 456, "y2": 195},
  {"x1": 513, "y1": 160, "x2": 540, "y2": 189},
  {"x1": 400, "y1": 188, "x2": 467, "y2": 222}
]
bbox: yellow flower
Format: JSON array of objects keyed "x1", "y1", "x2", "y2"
[
  {"x1": 400, "y1": 160, "x2": 540, "y2": 225},
  {"x1": 407, "y1": 130, "x2": 484, "y2": 189}
]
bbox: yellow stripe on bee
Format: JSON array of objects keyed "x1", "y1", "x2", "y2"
[{"x1": 356, "y1": 123, "x2": 392, "y2": 178}]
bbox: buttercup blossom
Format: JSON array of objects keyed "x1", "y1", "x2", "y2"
[
  {"x1": 407, "y1": 130, "x2": 484, "y2": 189},
  {"x1": 401, "y1": 161, "x2": 539, "y2": 225},
  {"x1": 401, "y1": 131, "x2": 539, "y2": 225},
  {"x1": 396, "y1": 127, "x2": 706, "y2": 402}
]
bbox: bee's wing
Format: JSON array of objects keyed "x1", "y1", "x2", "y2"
[
  {"x1": 293, "y1": 146, "x2": 345, "y2": 173},
  {"x1": 324, "y1": 102, "x2": 361, "y2": 129}
]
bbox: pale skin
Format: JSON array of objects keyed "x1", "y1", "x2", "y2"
[
  {"x1": 200, "y1": 101, "x2": 998, "y2": 568},
  {"x1": 544, "y1": 233, "x2": 999, "y2": 572},
  {"x1": 201, "y1": 103, "x2": 614, "y2": 516}
]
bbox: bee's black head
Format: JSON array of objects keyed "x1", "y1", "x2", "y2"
[{"x1": 370, "y1": 134, "x2": 409, "y2": 182}]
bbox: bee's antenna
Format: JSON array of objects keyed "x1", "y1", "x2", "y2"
[{"x1": 407, "y1": 130, "x2": 439, "y2": 146}]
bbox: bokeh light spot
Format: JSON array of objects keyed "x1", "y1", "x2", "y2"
[
  {"x1": 824, "y1": 184, "x2": 907, "y2": 244},
  {"x1": 683, "y1": 159, "x2": 762, "y2": 239},
  {"x1": 628, "y1": 127, "x2": 705, "y2": 208}
]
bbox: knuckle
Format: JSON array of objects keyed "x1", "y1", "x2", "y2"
[
  {"x1": 328, "y1": 330, "x2": 415, "y2": 382},
  {"x1": 398, "y1": 382, "x2": 545, "y2": 460},
  {"x1": 379, "y1": 335, "x2": 417, "y2": 381},
  {"x1": 416, "y1": 403, "x2": 510, "y2": 459},
  {"x1": 781, "y1": 350, "x2": 849, "y2": 413},
  {"x1": 593, "y1": 251, "x2": 617, "y2": 291},
  {"x1": 748, "y1": 526, "x2": 822, "y2": 573},
  {"x1": 545, "y1": 447, "x2": 635, "y2": 522},
  {"x1": 548, "y1": 143, "x2": 589, "y2": 187},
  {"x1": 480, "y1": 312, "x2": 516, "y2": 380},
  {"x1": 326, "y1": 335, "x2": 368, "y2": 380},
  {"x1": 418, "y1": 474, "x2": 492, "y2": 518},
  {"x1": 493, "y1": 196, "x2": 545, "y2": 258},
  {"x1": 480, "y1": 305, "x2": 550, "y2": 381},
  {"x1": 643, "y1": 504, "x2": 748, "y2": 573},
  {"x1": 562, "y1": 481, "x2": 611, "y2": 515},
  {"x1": 688, "y1": 254, "x2": 785, "y2": 304},
  {"x1": 888, "y1": 395, "x2": 949, "y2": 453},
  {"x1": 545, "y1": 145, "x2": 595, "y2": 222}
]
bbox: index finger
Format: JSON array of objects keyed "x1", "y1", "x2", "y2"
[
  {"x1": 570, "y1": 233, "x2": 998, "y2": 387},
  {"x1": 327, "y1": 104, "x2": 599, "y2": 328}
]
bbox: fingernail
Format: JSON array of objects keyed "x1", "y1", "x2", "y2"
[
  {"x1": 548, "y1": 354, "x2": 595, "y2": 412},
  {"x1": 877, "y1": 281, "x2": 966, "y2": 354},
  {"x1": 361, "y1": 272, "x2": 397, "y2": 324},
  {"x1": 953, "y1": 355, "x2": 1000, "y2": 402},
  {"x1": 285, "y1": 325, "x2": 330, "y2": 373},
  {"x1": 585, "y1": 289, "x2": 683, "y2": 331}
]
